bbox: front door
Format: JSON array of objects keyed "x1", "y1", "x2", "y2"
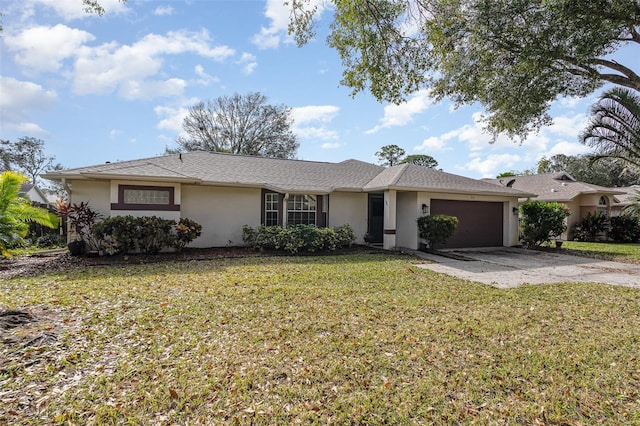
[{"x1": 368, "y1": 194, "x2": 384, "y2": 244}]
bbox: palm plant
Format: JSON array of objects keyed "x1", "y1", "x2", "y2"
[
  {"x1": 0, "y1": 171, "x2": 58, "y2": 257},
  {"x1": 581, "y1": 88, "x2": 640, "y2": 167},
  {"x1": 624, "y1": 189, "x2": 640, "y2": 218}
]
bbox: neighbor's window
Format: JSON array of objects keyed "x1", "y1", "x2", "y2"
[
  {"x1": 265, "y1": 192, "x2": 279, "y2": 226},
  {"x1": 112, "y1": 185, "x2": 179, "y2": 211},
  {"x1": 597, "y1": 196, "x2": 608, "y2": 215},
  {"x1": 287, "y1": 194, "x2": 316, "y2": 225}
]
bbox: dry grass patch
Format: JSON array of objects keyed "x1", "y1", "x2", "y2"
[{"x1": 1, "y1": 253, "x2": 639, "y2": 424}]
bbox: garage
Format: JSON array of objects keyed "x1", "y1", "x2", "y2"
[{"x1": 430, "y1": 200, "x2": 503, "y2": 248}]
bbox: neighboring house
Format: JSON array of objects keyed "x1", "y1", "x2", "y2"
[
  {"x1": 485, "y1": 172, "x2": 625, "y2": 235},
  {"x1": 43, "y1": 151, "x2": 532, "y2": 250},
  {"x1": 19, "y1": 183, "x2": 50, "y2": 206},
  {"x1": 611, "y1": 185, "x2": 640, "y2": 216}
]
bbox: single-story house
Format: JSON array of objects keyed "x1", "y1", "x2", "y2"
[
  {"x1": 484, "y1": 172, "x2": 625, "y2": 234},
  {"x1": 43, "y1": 151, "x2": 533, "y2": 250},
  {"x1": 611, "y1": 185, "x2": 640, "y2": 216}
]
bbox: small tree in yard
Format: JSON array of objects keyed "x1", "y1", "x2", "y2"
[
  {"x1": 519, "y1": 201, "x2": 570, "y2": 248},
  {"x1": 417, "y1": 215, "x2": 458, "y2": 250}
]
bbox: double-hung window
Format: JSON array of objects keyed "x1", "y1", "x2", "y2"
[
  {"x1": 287, "y1": 194, "x2": 316, "y2": 225},
  {"x1": 265, "y1": 192, "x2": 280, "y2": 226}
]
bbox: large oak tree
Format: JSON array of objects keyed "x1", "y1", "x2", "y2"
[
  {"x1": 289, "y1": 0, "x2": 640, "y2": 139},
  {"x1": 171, "y1": 92, "x2": 299, "y2": 159}
]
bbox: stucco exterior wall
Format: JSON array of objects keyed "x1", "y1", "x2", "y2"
[
  {"x1": 181, "y1": 185, "x2": 261, "y2": 247},
  {"x1": 328, "y1": 192, "x2": 368, "y2": 244},
  {"x1": 69, "y1": 180, "x2": 111, "y2": 218},
  {"x1": 396, "y1": 192, "x2": 419, "y2": 249}
]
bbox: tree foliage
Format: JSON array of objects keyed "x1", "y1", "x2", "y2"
[
  {"x1": 289, "y1": 0, "x2": 640, "y2": 139},
  {"x1": 537, "y1": 154, "x2": 640, "y2": 187},
  {"x1": 375, "y1": 144, "x2": 405, "y2": 166},
  {"x1": 581, "y1": 87, "x2": 640, "y2": 168},
  {"x1": 0, "y1": 171, "x2": 58, "y2": 257},
  {"x1": 1, "y1": 137, "x2": 59, "y2": 186},
  {"x1": 401, "y1": 154, "x2": 438, "y2": 168},
  {"x1": 170, "y1": 92, "x2": 299, "y2": 159}
]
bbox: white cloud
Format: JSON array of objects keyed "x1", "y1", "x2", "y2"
[
  {"x1": 29, "y1": 0, "x2": 128, "y2": 20},
  {"x1": 252, "y1": 0, "x2": 330, "y2": 49},
  {"x1": 414, "y1": 129, "x2": 460, "y2": 152},
  {"x1": 459, "y1": 154, "x2": 522, "y2": 178},
  {"x1": 0, "y1": 77, "x2": 57, "y2": 135},
  {"x1": 109, "y1": 129, "x2": 122, "y2": 139},
  {"x1": 72, "y1": 30, "x2": 235, "y2": 99},
  {"x1": 291, "y1": 105, "x2": 341, "y2": 140},
  {"x1": 0, "y1": 76, "x2": 57, "y2": 112},
  {"x1": 291, "y1": 105, "x2": 340, "y2": 124},
  {"x1": 153, "y1": 5, "x2": 174, "y2": 16},
  {"x1": 547, "y1": 140, "x2": 593, "y2": 157},
  {"x1": 193, "y1": 65, "x2": 220, "y2": 86},
  {"x1": 366, "y1": 90, "x2": 433, "y2": 134},
  {"x1": 154, "y1": 104, "x2": 189, "y2": 133},
  {"x1": 321, "y1": 142, "x2": 341, "y2": 149},
  {"x1": 5, "y1": 24, "x2": 95, "y2": 72},
  {"x1": 237, "y1": 53, "x2": 257, "y2": 75}
]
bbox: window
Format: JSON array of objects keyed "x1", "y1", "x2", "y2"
[
  {"x1": 597, "y1": 196, "x2": 608, "y2": 215},
  {"x1": 287, "y1": 194, "x2": 316, "y2": 225},
  {"x1": 112, "y1": 185, "x2": 179, "y2": 211},
  {"x1": 265, "y1": 192, "x2": 279, "y2": 226}
]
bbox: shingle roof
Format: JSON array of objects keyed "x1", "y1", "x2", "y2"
[
  {"x1": 612, "y1": 185, "x2": 640, "y2": 206},
  {"x1": 364, "y1": 163, "x2": 531, "y2": 196},
  {"x1": 483, "y1": 172, "x2": 624, "y2": 202},
  {"x1": 43, "y1": 151, "x2": 530, "y2": 196}
]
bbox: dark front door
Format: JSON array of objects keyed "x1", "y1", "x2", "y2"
[{"x1": 368, "y1": 194, "x2": 384, "y2": 243}]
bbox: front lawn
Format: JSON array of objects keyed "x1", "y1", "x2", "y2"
[
  {"x1": 1, "y1": 253, "x2": 639, "y2": 424},
  {"x1": 561, "y1": 241, "x2": 640, "y2": 263}
]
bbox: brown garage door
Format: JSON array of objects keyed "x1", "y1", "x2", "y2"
[{"x1": 430, "y1": 200, "x2": 503, "y2": 248}]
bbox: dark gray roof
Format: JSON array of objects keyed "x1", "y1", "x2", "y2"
[
  {"x1": 484, "y1": 171, "x2": 624, "y2": 202},
  {"x1": 43, "y1": 151, "x2": 531, "y2": 196}
]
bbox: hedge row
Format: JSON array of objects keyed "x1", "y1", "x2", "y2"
[{"x1": 242, "y1": 224, "x2": 355, "y2": 253}]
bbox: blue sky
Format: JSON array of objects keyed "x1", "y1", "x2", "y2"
[{"x1": 0, "y1": 0, "x2": 627, "y2": 179}]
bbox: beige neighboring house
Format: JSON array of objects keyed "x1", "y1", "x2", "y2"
[
  {"x1": 43, "y1": 151, "x2": 533, "y2": 250},
  {"x1": 611, "y1": 185, "x2": 640, "y2": 216},
  {"x1": 485, "y1": 172, "x2": 625, "y2": 236}
]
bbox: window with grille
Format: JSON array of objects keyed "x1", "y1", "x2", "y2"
[
  {"x1": 287, "y1": 194, "x2": 316, "y2": 225},
  {"x1": 265, "y1": 192, "x2": 279, "y2": 226},
  {"x1": 112, "y1": 185, "x2": 178, "y2": 211}
]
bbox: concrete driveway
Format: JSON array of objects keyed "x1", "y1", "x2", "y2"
[{"x1": 414, "y1": 247, "x2": 640, "y2": 288}]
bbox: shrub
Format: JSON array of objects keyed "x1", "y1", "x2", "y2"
[
  {"x1": 92, "y1": 215, "x2": 203, "y2": 255},
  {"x1": 55, "y1": 201, "x2": 102, "y2": 251},
  {"x1": 174, "y1": 218, "x2": 203, "y2": 252},
  {"x1": 242, "y1": 224, "x2": 355, "y2": 253},
  {"x1": 519, "y1": 201, "x2": 570, "y2": 248},
  {"x1": 608, "y1": 215, "x2": 640, "y2": 243},
  {"x1": 35, "y1": 233, "x2": 65, "y2": 248},
  {"x1": 570, "y1": 211, "x2": 609, "y2": 242},
  {"x1": 417, "y1": 215, "x2": 458, "y2": 249}
]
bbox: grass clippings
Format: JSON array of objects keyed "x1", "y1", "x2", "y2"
[{"x1": 1, "y1": 253, "x2": 639, "y2": 425}]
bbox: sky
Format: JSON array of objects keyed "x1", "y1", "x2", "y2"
[{"x1": 0, "y1": 0, "x2": 630, "y2": 179}]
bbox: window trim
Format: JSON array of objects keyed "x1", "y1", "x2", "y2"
[
  {"x1": 261, "y1": 189, "x2": 283, "y2": 226},
  {"x1": 111, "y1": 184, "x2": 179, "y2": 211}
]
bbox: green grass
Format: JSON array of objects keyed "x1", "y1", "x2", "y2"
[
  {"x1": 561, "y1": 241, "x2": 640, "y2": 263},
  {"x1": 1, "y1": 253, "x2": 639, "y2": 424}
]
